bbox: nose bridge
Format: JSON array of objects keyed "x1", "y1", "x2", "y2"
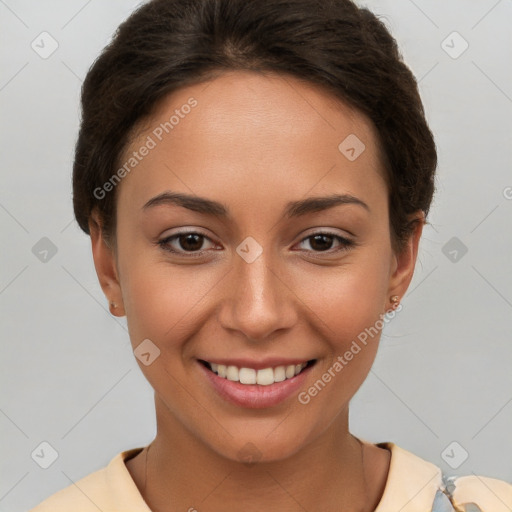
[{"x1": 219, "y1": 240, "x2": 296, "y2": 340}]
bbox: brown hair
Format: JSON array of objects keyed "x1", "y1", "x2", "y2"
[{"x1": 73, "y1": 0, "x2": 437, "y2": 254}]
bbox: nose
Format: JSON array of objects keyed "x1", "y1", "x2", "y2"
[{"x1": 217, "y1": 248, "x2": 297, "y2": 342}]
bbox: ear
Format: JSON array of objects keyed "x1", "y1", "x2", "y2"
[
  {"x1": 385, "y1": 211, "x2": 425, "y2": 312},
  {"x1": 89, "y1": 210, "x2": 125, "y2": 317}
]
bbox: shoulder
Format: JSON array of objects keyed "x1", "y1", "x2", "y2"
[
  {"x1": 29, "y1": 447, "x2": 149, "y2": 512},
  {"x1": 29, "y1": 465, "x2": 110, "y2": 512},
  {"x1": 371, "y1": 441, "x2": 512, "y2": 512},
  {"x1": 441, "y1": 473, "x2": 512, "y2": 512}
]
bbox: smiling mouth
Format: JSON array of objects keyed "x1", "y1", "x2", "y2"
[{"x1": 199, "y1": 359, "x2": 317, "y2": 386}]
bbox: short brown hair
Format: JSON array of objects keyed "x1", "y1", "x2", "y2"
[{"x1": 73, "y1": 0, "x2": 437, "y2": 254}]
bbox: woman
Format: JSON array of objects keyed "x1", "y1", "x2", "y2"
[{"x1": 30, "y1": 0, "x2": 512, "y2": 510}]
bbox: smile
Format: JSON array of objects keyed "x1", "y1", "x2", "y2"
[
  {"x1": 198, "y1": 358, "x2": 317, "y2": 408},
  {"x1": 200, "y1": 360, "x2": 315, "y2": 386}
]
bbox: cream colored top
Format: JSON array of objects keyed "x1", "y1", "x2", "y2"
[{"x1": 30, "y1": 441, "x2": 512, "y2": 511}]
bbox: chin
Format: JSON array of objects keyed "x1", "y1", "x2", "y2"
[{"x1": 208, "y1": 426, "x2": 314, "y2": 465}]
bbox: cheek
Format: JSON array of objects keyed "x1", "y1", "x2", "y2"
[
  {"x1": 120, "y1": 253, "x2": 222, "y2": 354},
  {"x1": 301, "y1": 274, "x2": 389, "y2": 412},
  {"x1": 123, "y1": 269, "x2": 190, "y2": 345},
  {"x1": 299, "y1": 253, "x2": 390, "y2": 345},
  {"x1": 297, "y1": 251, "x2": 391, "y2": 399}
]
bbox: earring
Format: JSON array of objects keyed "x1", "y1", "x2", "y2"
[
  {"x1": 110, "y1": 301, "x2": 117, "y2": 309},
  {"x1": 390, "y1": 295, "x2": 400, "y2": 309}
]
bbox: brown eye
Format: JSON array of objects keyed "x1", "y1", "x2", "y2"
[
  {"x1": 175, "y1": 233, "x2": 204, "y2": 251},
  {"x1": 297, "y1": 232, "x2": 354, "y2": 254},
  {"x1": 158, "y1": 231, "x2": 217, "y2": 255}
]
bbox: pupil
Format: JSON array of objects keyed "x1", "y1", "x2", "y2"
[
  {"x1": 311, "y1": 234, "x2": 332, "y2": 251},
  {"x1": 177, "y1": 234, "x2": 334, "y2": 252},
  {"x1": 180, "y1": 234, "x2": 203, "y2": 251}
]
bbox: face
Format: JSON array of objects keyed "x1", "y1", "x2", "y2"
[{"x1": 91, "y1": 70, "x2": 422, "y2": 463}]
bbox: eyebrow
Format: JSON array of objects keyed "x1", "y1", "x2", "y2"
[{"x1": 142, "y1": 191, "x2": 370, "y2": 218}]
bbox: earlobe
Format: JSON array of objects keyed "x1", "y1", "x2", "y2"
[
  {"x1": 89, "y1": 211, "x2": 125, "y2": 316},
  {"x1": 386, "y1": 211, "x2": 425, "y2": 312}
]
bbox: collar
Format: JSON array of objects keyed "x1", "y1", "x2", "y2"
[
  {"x1": 372, "y1": 441, "x2": 443, "y2": 511},
  {"x1": 106, "y1": 447, "x2": 152, "y2": 511},
  {"x1": 108, "y1": 442, "x2": 443, "y2": 511}
]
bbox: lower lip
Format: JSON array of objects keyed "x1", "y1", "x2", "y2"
[{"x1": 198, "y1": 361, "x2": 315, "y2": 409}]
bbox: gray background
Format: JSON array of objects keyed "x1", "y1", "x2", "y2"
[{"x1": 1, "y1": 0, "x2": 511, "y2": 510}]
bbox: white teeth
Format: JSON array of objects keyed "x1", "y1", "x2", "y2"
[
  {"x1": 239, "y1": 367, "x2": 256, "y2": 385},
  {"x1": 226, "y1": 365, "x2": 238, "y2": 381},
  {"x1": 256, "y1": 367, "x2": 274, "y2": 386},
  {"x1": 206, "y1": 361, "x2": 309, "y2": 385},
  {"x1": 274, "y1": 366, "x2": 286, "y2": 382}
]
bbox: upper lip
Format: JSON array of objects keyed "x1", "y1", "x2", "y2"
[{"x1": 198, "y1": 357, "x2": 316, "y2": 370}]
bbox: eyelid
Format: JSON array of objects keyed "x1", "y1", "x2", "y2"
[
  {"x1": 160, "y1": 227, "x2": 212, "y2": 239},
  {"x1": 157, "y1": 227, "x2": 355, "y2": 257},
  {"x1": 295, "y1": 230, "x2": 355, "y2": 253},
  {"x1": 158, "y1": 228, "x2": 218, "y2": 252},
  {"x1": 299, "y1": 226, "x2": 354, "y2": 240}
]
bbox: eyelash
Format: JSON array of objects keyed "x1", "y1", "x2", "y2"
[{"x1": 157, "y1": 230, "x2": 355, "y2": 258}]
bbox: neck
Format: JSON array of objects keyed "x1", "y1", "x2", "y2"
[{"x1": 133, "y1": 395, "x2": 376, "y2": 512}]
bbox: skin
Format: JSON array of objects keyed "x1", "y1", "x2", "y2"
[{"x1": 89, "y1": 70, "x2": 424, "y2": 512}]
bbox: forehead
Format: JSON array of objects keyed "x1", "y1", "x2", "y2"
[{"x1": 117, "y1": 70, "x2": 388, "y2": 218}]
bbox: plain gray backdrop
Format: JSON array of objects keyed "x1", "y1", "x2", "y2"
[{"x1": 1, "y1": 1, "x2": 511, "y2": 510}]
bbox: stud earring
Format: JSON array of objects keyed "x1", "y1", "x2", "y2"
[
  {"x1": 390, "y1": 295, "x2": 400, "y2": 308},
  {"x1": 110, "y1": 301, "x2": 117, "y2": 309}
]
